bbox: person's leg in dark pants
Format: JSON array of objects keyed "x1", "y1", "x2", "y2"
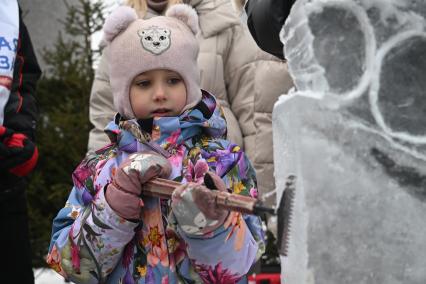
[{"x1": 0, "y1": 180, "x2": 34, "y2": 284}]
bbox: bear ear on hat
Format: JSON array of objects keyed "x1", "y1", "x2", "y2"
[
  {"x1": 165, "y1": 4, "x2": 199, "y2": 35},
  {"x1": 103, "y1": 6, "x2": 138, "y2": 43}
]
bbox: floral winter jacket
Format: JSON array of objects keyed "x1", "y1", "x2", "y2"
[{"x1": 47, "y1": 91, "x2": 265, "y2": 284}]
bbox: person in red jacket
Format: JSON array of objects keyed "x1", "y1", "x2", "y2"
[{"x1": 0, "y1": 1, "x2": 41, "y2": 283}]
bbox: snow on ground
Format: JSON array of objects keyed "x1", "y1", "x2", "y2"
[{"x1": 34, "y1": 268, "x2": 73, "y2": 284}]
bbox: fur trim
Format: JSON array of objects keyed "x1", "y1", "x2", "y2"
[
  {"x1": 103, "y1": 6, "x2": 138, "y2": 43},
  {"x1": 165, "y1": 4, "x2": 199, "y2": 35},
  {"x1": 231, "y1": 0, "x2": 246, "y2": 14}
]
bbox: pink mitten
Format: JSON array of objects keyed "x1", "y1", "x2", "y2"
[
  {"x1": 171, "y1": 172, "x2": 229, "y2": 235},
  {"x1": 105, "y1": 151, "x2": 171, "y2": 220}
]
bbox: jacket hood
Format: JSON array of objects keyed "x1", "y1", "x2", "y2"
[
  {"x1": 230, "y1": 0, "x2": 245, "y2": 14},
  {"x1": 104, "y1": 90, "x2": 227, "y2": 154},
  {"x1": 190, "y1": 0, "x2": 240, "y2": 38},
  {"x1": 141, "y1": 0, "x2": 240, "y2": 38}
]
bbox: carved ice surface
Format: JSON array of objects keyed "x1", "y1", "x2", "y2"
[{"x1": 273, "y1": 0, "x2": 426, "y2": 283}]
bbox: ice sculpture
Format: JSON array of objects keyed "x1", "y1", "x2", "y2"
[{"x1": 273, "y1": 0, "x2": 426, "y2": 283}]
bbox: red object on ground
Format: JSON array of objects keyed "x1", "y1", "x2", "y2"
[{"x1": 248, "y1": 273, "x2": 281, "y2": 284}]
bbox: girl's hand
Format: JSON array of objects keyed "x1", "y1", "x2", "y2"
[
  {"x1": 105, "y1": 151, "x2": 171, "y2": 220},
  {"x1": 171, "y1": 172, "x2": 229, "y2": 235}
]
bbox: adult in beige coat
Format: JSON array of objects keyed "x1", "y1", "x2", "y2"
[{"x1": 88, "y1": 0, "x2": 294, "y2": 221}]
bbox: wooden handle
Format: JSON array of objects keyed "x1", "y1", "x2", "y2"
[
  {"x1": 143, "y1": 178, "x2": 259, "y2": 214},
  {"x1": 143, "y1": 178, "x2": 181, "y2": 199},
  {"x1": 214, "y1": 191, "x2": 257, "y2": 214}
]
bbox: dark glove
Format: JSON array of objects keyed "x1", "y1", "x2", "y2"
[
  {"x1": 171, "y1": 172, "x2": 229, "y2": 236},
  {"x1": 0, "y1": 126, "x2": 38, "y2": 177},
  {"x1": 105, "y1": 151, "x2": 171, "y2": 220}
]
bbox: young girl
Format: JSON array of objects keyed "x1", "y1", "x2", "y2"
[
  {"x1": 47, "y1": 4, "x2": 264, "y2": 284},
  {"x1": 88, "y1": 0, "x2": 293, "y2": 223}
]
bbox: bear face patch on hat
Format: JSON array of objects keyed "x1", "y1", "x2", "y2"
[
  {"x1": 103, "y1": 4, "x2": 201, "y2": 119},
  {"x1": 138, "y1": 26, "x2": 171, "y2": 55}
]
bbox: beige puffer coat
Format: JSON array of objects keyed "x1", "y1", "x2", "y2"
[{"x1": 88, "y1": 0, "x2": 293, "y2": 207}]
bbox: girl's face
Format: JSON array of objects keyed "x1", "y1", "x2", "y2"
[{"x1": 130, "y1": 69, "x2": 187, "y2": 119}]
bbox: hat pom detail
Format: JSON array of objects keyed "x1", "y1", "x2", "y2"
[
  {"x1": 103, "y1": 6, "x2": 138, "y2": 43},
  {"x1": 165, "y1": 4, "x2": 199, "y2": 35}
]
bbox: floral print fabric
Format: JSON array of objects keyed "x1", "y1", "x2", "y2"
[{"x1": 47, "y1": 91, "x2": 265, "y2": 283}]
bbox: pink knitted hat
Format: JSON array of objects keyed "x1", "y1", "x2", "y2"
[{"x1": 103, "y1": 4, "x2": 201, "y2": 119}]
